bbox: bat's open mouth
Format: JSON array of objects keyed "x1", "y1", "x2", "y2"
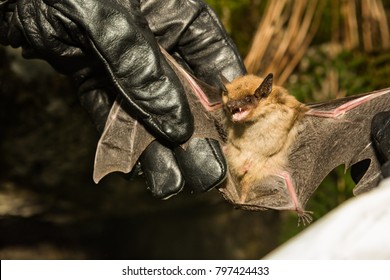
[{"x1": 231, "y1": 108, "x2": 250, "y2": 122}]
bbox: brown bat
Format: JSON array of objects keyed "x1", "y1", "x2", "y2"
[
  {"x1": 221, "y1": 74, "x2": 312, "y2": 223},
  {"x1": 220, "y1": 74, "x2": 390, "y2": 225},
  {"x1": 93, "y1": 48, "x2": 390, "y2": 224}
]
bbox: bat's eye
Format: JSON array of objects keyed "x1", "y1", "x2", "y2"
[{"x1": 245, "y1": 96, "x2": 252, "y2": 103}]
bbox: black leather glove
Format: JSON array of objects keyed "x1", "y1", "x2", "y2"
[
  {"x1": 371, "y1": 111, "x2": 390, "y2": 178},
  {"x1": 0, "y1": 0, "x2": 246, "y2": 198},
  {"x1": 351, "y1": 111, "x2": 390, "y2": 183}
]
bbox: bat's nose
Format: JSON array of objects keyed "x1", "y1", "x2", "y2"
[{"x1": 227, "y1": 102, "x2": 237, "y2": 113}]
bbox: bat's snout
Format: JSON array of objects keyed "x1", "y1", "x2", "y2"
[{"x1": 226, "y1": 100, "x2": 252, "y2": 122}]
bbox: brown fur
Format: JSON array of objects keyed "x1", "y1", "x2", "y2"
[{"x1": 222, "y1": 74, "x2": 308, "y2": 202}]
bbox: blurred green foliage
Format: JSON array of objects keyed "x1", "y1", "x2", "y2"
[
  {"x1": 205, "y1": 0, "x2": 266, "y2": 55},
  {"x1": 287, "y1": 48, "x2": 390, "y2": 102}
]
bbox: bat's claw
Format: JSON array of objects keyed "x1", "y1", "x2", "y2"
[{"x1": 297, "y1": 210, "x2": 313, "y2": 226}]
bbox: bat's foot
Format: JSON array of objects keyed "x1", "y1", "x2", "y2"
[
  {"x1": 275, "y1": 171, "x2": 313, "y2": 226},
  {"x1": 297, "y1": 210, "x2": 314, "y2": 226}
]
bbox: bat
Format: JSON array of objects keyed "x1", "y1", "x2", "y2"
[
  {"x1": 219, "y1": 73, "x2": 390, "y2": 225},
  {"x1": 220, "y1": 73, "x2": 311, "y2": 223},
  {"x1": 93, "y1": 48, "x2": 390, "y2": 224}
]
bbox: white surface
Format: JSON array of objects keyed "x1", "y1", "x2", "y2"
[{"x1": 265, "y1": 178, "x2": 390, "y2": 259}]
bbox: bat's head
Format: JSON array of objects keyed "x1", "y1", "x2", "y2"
[{"x1": 222, "y1": 73, "x2": 273, "y2": 123}]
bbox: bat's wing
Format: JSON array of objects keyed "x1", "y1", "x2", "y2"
[
  {"x1": 93, "y1": 48, "x2": 221, "y2": 183},
  {"x1": 220, "y1": 88, "x2": 390, "y2": 219},
  {"x1": 220, "y1": 170, "x2": 295, "y2": 211},
  {"x1": 292, "y1": 88, "x2": 390, "y2": 208},
  {"x1": 93, "y1": 96, "x2": 152, "y2": 182},
  {"x1": 93, "y1": 47, "x2": 390, "y2": 220}
]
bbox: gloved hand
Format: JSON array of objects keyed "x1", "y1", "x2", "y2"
[
  {"x1": 0, "y1": 0, "x2": 246, "y2": 198},
  {"x1": 371, "y1": 111, "x2": 390, "y2": 178},
  {"x1": 351, "y1": 111, "x2": 390, "y2": 183}
]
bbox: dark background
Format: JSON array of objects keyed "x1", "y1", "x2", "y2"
[
  {"x1": 1, "y1": 0, "x2": 390, "y2": 259},
  {"x1": 0, "y1": 47, "x2": 280, "y2": 259}
]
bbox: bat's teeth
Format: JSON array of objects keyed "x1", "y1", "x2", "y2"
[{"x1": 231, "y1": 108, "x2": 250, "y2": 122}]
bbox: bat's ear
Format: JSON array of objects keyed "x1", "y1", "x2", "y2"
[
  {"x1": 255, "y1": 73, "x2": 273, "y2": 99},
  {"x1": 219, "y1": 75, "x2": 230, "y2": 94}
]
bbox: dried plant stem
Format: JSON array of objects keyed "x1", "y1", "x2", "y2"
[
  {"x1": 244, "y1": 0, "x2": 324, "y2": 85},
  {"x1": 243, "y1": 0, "x2": 389, "y2": 85},
  {"x1": 342, "y1": 0, "x2": 359, "y2": 50},
  {"x1": 362, "y1": 0, "x2": 374, "y2": 51},
  {"x1": 375, "y1": 0, "x2": 390, "y2": 49},
  {"x1": 331, "y1": 0, "x2": 341, "y2": 43},
  {"x1": 278, "y1": 0, "x2": 324, "y2": 85},
  {"x1": 244, "y1": 0, "x2": 288, "y2": 76},
  {"x1": 266, "y1": 0, "x2": 308, "y2": 75},
  {"x1": 362, "y1": 0, "x2": 390, "y2": 51}
]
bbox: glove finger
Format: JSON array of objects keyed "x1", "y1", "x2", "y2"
[
  {"x1": 72, "y1": 67, "x2": 114, "y2": 134},
  {"x1": 142, "y1": 0, "x2": 246, "y2": 86},
  {"x1": 139, "y1": 141, "x2": 184, "y2": 199},
  {"x1": 372, "y1": 111, "x2": 390, "y2": 162},
  {"x1": 353, "y1": 111, "x2": 390, "y2": 183},
  {"x1": 45, "y1": 0, "x2": 193, "y2": 143},
  {"x1": 177, "y1": 4, "x2": 246, "y2": 84},
  {"x1": 174, "y1": 138, "x2": 227, "y2": 193},
  {"x1": 0, "y1": 1, "x2": 24, "y2": 47},
  {"x1": 380, "y1": 161, "x2": 390, "y2": 178},
  {"x1": 8, "y1": 0, "x2": 192, "y2": 143}
]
